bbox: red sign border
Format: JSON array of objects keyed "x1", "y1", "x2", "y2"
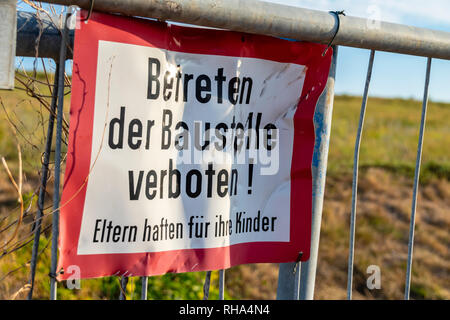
[{"x1": 57, "y1": 11, "x2": 332, "y2": 280}]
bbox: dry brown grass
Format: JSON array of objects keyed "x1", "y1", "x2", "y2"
[{"x1": 227, "y1": 169, "x2": 450, "y2": 300}]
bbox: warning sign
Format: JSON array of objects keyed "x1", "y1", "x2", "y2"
[{"x1": 58, "y1": 11, "x2": 332, "y2": 279}]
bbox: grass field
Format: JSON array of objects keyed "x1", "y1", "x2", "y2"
[
  {"x1": 329, "y1": 95, "x2": 450, "y2": 179},
  {"x1": 0, "y1": 72, "x2": 448, "y2": 299}
]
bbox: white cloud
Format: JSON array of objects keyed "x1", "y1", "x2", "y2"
[{"x1": 265, "y1": 0, "x2": 450, "y2": 30}]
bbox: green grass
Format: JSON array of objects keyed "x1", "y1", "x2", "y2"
[
  {"x1": 1, "y1": 236, "x2": 227, "y2": 300},
  {"x1": 2, "y1": 75, "x2": 449, "y2": 179},
  {"x1": 328, "y1": 95, "x2": 450, "y2": 180},
  {"x1": 1, "y1": 73, "x2": 449, "y2": 300},
  {"x1": 0, "y1": 71, "x2": 71, "y2": 175}
]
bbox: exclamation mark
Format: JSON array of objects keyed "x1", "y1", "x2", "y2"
[{"x1": 248, "y1": 163, "x2": 254, "y2": 194}]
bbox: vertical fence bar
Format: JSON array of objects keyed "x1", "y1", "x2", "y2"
[
  {"x1": 346, "y1": 50, "x2": 376, "y2": 300},
  {"x1": 276, "y1": 47, "x2": 338, "y2": 300},
  {"x1": 141, "y1": 276, "x2": 148, "y2": 300},
  {"x1": 219, "y1": 270, "x2": 225, "y2": 300},
  {"x1": 203, "y1": 271, "x2": 212, "y2": 300},
  {"x1": 293, "y1": 262, "x2": 301, "y2": 300},
  {"x1": 119, "y1": 276, "x2": 129, "y2": 300},
  {"x1": 27, "y1": 63, "x2": 59, "y2": 300},
  {"x1": 49, "y1": 8, "x2": 71, "y2": 300},
  {"x1": 404, "y1": 57, "x2": 432, "y2": 300}
]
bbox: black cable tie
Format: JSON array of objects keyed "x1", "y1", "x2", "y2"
[
  {"x1": 322, "y1": 10, "x2": 346, "y2": 56},
  {"x1": 292, "y1": 252, "x2": 304, "y2": 274},
  {"x1": 81, "y1": 0, "x2": 95, "y2": 22},
  {"x1": 48, "y1": 268, "x2": 64, "y2": 279}
]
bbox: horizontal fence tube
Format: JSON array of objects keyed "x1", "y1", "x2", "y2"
[
  {"x1": 16, "y1": 11, "x2": 74, "y2": 60},
  {"x1": 39, "y1": 0, "x2": 450, "y2": 60}
]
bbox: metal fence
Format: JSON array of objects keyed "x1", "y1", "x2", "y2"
[{"x1": 4, "y1": 0, "x2": 450, "y2": 300}]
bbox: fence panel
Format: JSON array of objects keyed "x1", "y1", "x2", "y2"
[{"x1": 4, "y1": 0, "x2": 450, "y2": 300}]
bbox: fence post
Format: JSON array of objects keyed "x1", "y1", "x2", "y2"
[
  {"x1": 298, "y1": 46, "x2": 338, "y2": 300},
  {"x1": 276, "y1": 46, "x2": 338, "y2": 300},
  {"x1": 28, "y1": 63, "x2": 60, "y2": 300},
  {"x1": 49, "y1": 7, "x2": 71, "y2": 300}
]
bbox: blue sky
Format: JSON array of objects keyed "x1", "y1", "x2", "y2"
[
  {"x1": 16, "y1": 0, "x2": 450, "y2": 102},
  {"x1": 268, "y1": 0, "x2": 450, "y2": 102}
]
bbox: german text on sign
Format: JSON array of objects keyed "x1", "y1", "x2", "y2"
[{"x1": 58, "y1": 11, "x2": 332, "y2": 279}]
